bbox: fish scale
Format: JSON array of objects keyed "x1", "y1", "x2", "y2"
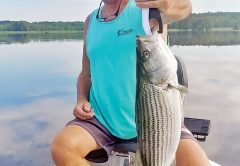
[
  {"x1": 136, "y1": 82, "x2": 180, "y2": 166},
  {"x1": 135, "y1": 31, "x2": 182, "y2": 166}
]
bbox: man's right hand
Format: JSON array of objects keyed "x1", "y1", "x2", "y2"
[{"x1": 73, "y1": 101, "x2": 95, "y2": 120}]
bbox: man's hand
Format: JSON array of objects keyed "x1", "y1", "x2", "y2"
[
  {"x1": 135, "y1": 0, "x2": 192, "y2": 24},
  {"x1": 73, "y1": 101, "x2": 94, "y2": 120},
  {"x1": 135, "y1": 0, "x2": 171, "y2": 13}
]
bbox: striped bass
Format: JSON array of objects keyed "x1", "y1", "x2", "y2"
[{"x1": 134, "y1": 31, "x2": 184, "y2": 166}]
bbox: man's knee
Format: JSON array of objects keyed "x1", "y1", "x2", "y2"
[
  {"x1": 176, "y1": 139, "x2": 210, "y2": 166},
  {"x1": 51, "y1": 126, "x2": 95, "y2": 165}
]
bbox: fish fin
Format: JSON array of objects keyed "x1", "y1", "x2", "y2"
[
  {"x1": 134, "y1": 149, "x2": 144, "y2": 166},
  {"x1": 170, "y1": 157, "x2": 176, "y2": 166},
  {"x1": 168, "y1": 84, "x2": 188, "y2": 94}
]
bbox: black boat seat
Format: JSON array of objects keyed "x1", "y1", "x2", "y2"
[
  {"x1": 175, "y1": 55, "x2": 188, "y2": 88},
  {"x1": 113, "y1": 139, "x2": 137, "y2": 154}
]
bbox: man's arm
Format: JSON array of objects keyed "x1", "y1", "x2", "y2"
[
  {"x1": 77, "y1": 15, "x2": 91, "y2": 104},
  {"x1": 73, "y1": 15, "x2": 95, "y2": 120},
  {"x1": 136, "y1": 0, "x2": 192, "y2": 24}
]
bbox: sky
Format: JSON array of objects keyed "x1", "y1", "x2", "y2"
[{"x1": 0, "y1": 0, "x2": 240, "y2": 22}]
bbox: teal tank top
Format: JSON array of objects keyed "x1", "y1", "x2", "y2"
[{"x1": 86, "y1": 0, "x2": 147, "y2": 139}]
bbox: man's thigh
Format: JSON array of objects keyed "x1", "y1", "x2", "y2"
[
  {"x1": 176, "y1": 139, "x2": 209, "y2": 166},
  {"x1": 52, "y1": 125, "x2": 100, "y2": 157}
]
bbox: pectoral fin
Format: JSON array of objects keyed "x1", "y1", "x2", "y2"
[{"x1": 168, "y1": 84, "x2": 188, "y2": 94}]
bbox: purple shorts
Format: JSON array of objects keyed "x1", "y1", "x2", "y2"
[{"x1": 66, "y1": 117, "x2": 196, "y2": 163}]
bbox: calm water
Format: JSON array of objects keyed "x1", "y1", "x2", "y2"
[{"x1": 0, "y1": 32, "x2": 240, "y2": 166}]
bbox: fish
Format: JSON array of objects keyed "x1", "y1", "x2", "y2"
[{"x1": 134, "y1": 30, "x2": 184, "y2": 166}]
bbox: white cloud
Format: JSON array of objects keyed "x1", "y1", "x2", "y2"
[{"x1": 0, "y1": 97, "x2": 74, "y2": 165}]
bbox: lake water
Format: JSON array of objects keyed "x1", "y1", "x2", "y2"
[{"x1": 0, "y1": 32, "x2": 240, "y2": 166}]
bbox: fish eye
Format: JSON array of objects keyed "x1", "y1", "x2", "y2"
[{"x1": 142, "y1": 50, "x2": 150, "y2": 61}]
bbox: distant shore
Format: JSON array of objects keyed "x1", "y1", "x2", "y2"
[
  {"x1": 0, "y1": 28, "x2": 239, "y2": 35},
  {"x1": 168, "y1": 28, "x2": 240, "y2": 32},
  {"x1": 0, "y1": 30, "x2": 83, "y2": 35},
  {"x1": 1, "y1": 13, "x2": 240, "y2": 33}
]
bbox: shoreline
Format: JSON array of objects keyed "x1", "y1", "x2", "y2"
[
  {"x1": 0, "y1": 30, "x2": 83, "y2": 35},
  {"x1": 168, "y1": 29, "x2": 240, "y2": 32},
  {"x1": 0, "y1": 29, "x2": 239, "y2": 35}
]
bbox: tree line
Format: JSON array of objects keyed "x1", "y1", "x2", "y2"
[
  {"x1": 169, "y1": 12, "x2": 240, "y2": 31},
  {"x1": 0, "y1": 12, "x2": 240, "y2": 32},
  {"x1": 0, "y1": 21, "x2": 84, "y2": 31}
]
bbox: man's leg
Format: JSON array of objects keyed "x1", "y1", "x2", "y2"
[
  {"x1": 51, "y1": 125, "x2": 100, "y2": 166},
  {"x1": 176, "y1": 139, "x2": 210, "y2": 166}
]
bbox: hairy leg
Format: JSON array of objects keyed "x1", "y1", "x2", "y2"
[
  {"x1": 51, "y1": 125, "x2": 100, "y2": 166},
  {"x1": 176, "y1": 139, "x2": 210, "y2": 166}
]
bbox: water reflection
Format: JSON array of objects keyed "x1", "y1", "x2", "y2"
[
  {"x1": 1, "y1": 31, "x2": 240, "y2": 46},
  {"x1": 0, "y1": 39, "x2": 240, "y2": 165},
  {"x1": 0, "y1": 97, "x2": 74, "y2": 166},
  {"x1": 0, "y1": 41, "x2": 83, "y2": 166},
  {"x1": 0, "y1": 32, "x2": 83, "y2": 44},
  {"x1": 171, "y1": 46, "x2": 240, "y2": 165},
  {"x1": 0, "y1": 41, "x2": 82, "y2": 107},
  {"x1": 169, "y1": 31, "x2": 240, "y2": 46}
]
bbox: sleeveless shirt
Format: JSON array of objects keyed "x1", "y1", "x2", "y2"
[{"x1": 86, "y1": 0, "x2": 149, "y2": 139}]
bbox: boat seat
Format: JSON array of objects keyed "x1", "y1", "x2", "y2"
[
  {"x1": 175, "y1": 55, "x2": 188, "y2": 88},
  {"x1": 113, "y1": 138, "x2": 137, "y2": 154}
]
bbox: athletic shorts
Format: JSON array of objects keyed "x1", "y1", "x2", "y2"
[{"x1": 66, "y1": 117, "x2": 196, "y2": 163}]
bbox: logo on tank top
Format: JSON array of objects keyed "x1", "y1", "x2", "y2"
[{"x1": 117, "y1": 28, "x2": 134, "y2": 37}]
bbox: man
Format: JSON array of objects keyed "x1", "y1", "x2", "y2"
[{"x1": 51, "y1": 0, "x2": 210, "y2": 165}]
